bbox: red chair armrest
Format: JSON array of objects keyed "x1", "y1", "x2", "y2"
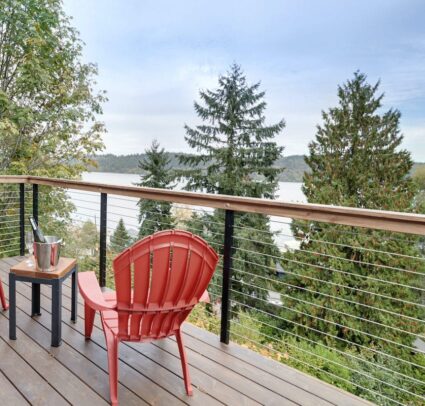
[
  {"x1": 200, "y1": 290, "x2": 210, "y2": 303},
  {"x1": 78, "y1": 272, "x2": 116, "y2": 311}
]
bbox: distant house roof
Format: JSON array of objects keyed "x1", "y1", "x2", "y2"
[{"x1": 276, "y1": 262, "x2": 285, "y2": 275}]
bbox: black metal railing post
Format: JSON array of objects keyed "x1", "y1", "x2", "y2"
[
  {"x1": 32, "y1": 184, "x2": 38, "y2": 224},
  {"x1": 19, "y1": 183, "x2": 25, "y2": 256},
  {"x1": 99, "y1": 193, "x2": 107, "y2": 287},
  {"x1": 220, "y1": 209, "x2": 235, "y2": 344}
]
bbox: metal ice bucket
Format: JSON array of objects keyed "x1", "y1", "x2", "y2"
[{"x1": 33, "y1": 236, "x2": 62, "y2": 271}]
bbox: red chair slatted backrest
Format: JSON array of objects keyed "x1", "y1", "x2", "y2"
[{"x1": 112, "y1": 230, "x2": 219, "y2": 341}]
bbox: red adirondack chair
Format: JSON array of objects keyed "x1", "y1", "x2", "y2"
[
  {"x1": 0, "y1": 277, "x2": 8, "y2": 310},
  {"x1": 78, "y1": 230, "x2": 219, "y2": 405}
]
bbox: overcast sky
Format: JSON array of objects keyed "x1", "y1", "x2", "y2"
[{"x1": 64, "y1": 0, "x2": 425, "y2": 161}]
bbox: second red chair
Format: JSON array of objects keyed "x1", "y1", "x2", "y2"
[{"x1": 0, "y1": 276, "x2": 8, "y2": 310}]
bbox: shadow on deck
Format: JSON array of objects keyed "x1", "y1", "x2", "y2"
[{"x1": 0, "y1": 257, "x2": 370, "y2": 406}]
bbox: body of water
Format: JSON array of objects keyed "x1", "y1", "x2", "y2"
[{"x1": 68, "y1": 172, "x2": 305, "y2": 248}]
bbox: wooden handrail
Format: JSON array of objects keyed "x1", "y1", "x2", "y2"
[{"x1": 1, "y1": 175, "x2": 424, "y2": 235}]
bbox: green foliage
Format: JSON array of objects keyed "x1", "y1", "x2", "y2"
[
  {"x1": 60, "y1": 220, "x2": 99, "y2": 275},
  {"x1": 0, "y1": 0, "x2": 105, "y2": 177},
  {"x1": 64, "y1": 220, "x2": 99, "y2": 258},
  {"x1": 0, "y1": 0, "x2": 105, "y2": 252},
  {"x1": 413, "y1": 165, "x2": 425, "y2": 213},
  {"x1": 413, "y1": 165, "x2": 425, "y2": 190},
  {"x1": 137, "y1": 140, "x2": 175, "y2": 237},
  {"x1": 303, "y1": 71, "x2": 415, "y2": 210},
  {"x1": 280, "y1": 72, "x2": 425, "y2": 404},
  {"x1": 0, "y1": 184, "x2": 22, "y2": 257},
  {"x1": 177, "y1": 64, "x2": 284, "y2": 308},
  {"x1": 110, "y1": 218, "x2": 132, "y2": 253}
]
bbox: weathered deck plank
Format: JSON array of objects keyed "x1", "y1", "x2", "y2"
[
  {"x1": 0, "y1": 369, "x2": 30, "y2": 405},
  {"x1": 0, "y1": 257, "x2": 372, "y2": 406},
  {"x1": 0, "y1": 316, "x2": 108, "y2": 406}
]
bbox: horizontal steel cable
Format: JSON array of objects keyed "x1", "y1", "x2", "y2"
[
  {"x1": 229, "y1": 299, "x2": 425, "y2": 386},
  {"x1": 0, "y1": 219, "x2": 21, "y2": 225},
  {"x1": 227, "y1": 286, "x2": 425, "y2": 370},
  {"x1": 233, "y1": 234, "x2": 425, "y2": 276},
  {"x1": 0, "y1": 247, "x2": 20, "y2": 255},
  {"x1": 229, "y1": 312, "x2": 425, "y2": 402},
  {"x1": 0, "y1": 237, "x2": 19, "y2": 245},
  {"x1": 229, "y1": 330, "x2": 403, "y2": 406},
  {"x1": 234, "y1": 244, "x2": 425, "y2": 291},
  {"x1": 232, "y1": 255, "x2": 425, "y2": 308},
  {"x1": 235, "y1": 221, "x2": 417, "y2": 248},
  {"x1": 230, "y1": 265, "x2": 425, "y2": 324},
  {"x1": 103, "y1": 224, "x2": 225, "y2": 250},
  {"x1": 71, "y1": 203, "x2": 99, "y2": 212},
  {"x1": 230, "y1": 267, "x2": 423, "y2": 338},
  {"x1": 0, "y1": 225, "x2": 25, "y2": 231},
  {"x1": 67, "y1": 190, "x2": 99, "y2": 197},
  {"x1": 228, "y1": 272, "x2": 425, "y2": 356},
  {"x1": 0, "y1": 232, "x2": 20, "y2": 240}
]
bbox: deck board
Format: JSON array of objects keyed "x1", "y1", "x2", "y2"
[
  {"x1": 0, "y1": 257, "x2": 372, "y2": 406},
  {"x1": 0, "y1": 369, "x2": 30, "y2": 405}
]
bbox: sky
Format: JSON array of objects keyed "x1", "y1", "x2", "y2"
[{"x1": 63, "y1": 0, "x2": 425, "y2": 161}]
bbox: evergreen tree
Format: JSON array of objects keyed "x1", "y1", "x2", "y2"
[
  {"x1": 137, "y1": 140, "x2": 174, "y2": 238},
  {"x1": 277, "y1": 72, "x2": 425, "y2": 403},
  {"x1": 413, "y1": 166, "x2": 425, "y2": 213},
  {"x1": 178, "y1": 64, "x2": 285, "y2": 307},
  {"x1": 110, "y1": 219, "x2": 132, "y2": 253}
]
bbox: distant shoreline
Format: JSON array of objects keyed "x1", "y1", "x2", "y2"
[
  {"x1": 90, "y1": 153, "x2": 309, "y2": 183},
  {"x1": 89, "y1": 153, "x2": 425, "y2": 183}
]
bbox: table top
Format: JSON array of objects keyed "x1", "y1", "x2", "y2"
[{"x1": 10, "y1": 257, "x2": 77, "y2": 280}]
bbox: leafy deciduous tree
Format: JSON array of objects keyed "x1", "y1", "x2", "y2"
[{"x1": 0, "y1": 0, "x2": 106, "y2": 254}]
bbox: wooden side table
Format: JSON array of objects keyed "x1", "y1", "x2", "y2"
[{"x1": 9, "y1": 257, "x2": 78, "y2": 347}]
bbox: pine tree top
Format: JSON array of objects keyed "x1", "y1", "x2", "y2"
[
  {"x1": 179, "y1": 63, "x2": 285, "y2": 198},
  {"x1": 304, "y1": 71, "x2": 415, "y2": 211},
  {"x1": 137, "y1": 139, "x2": 173, "y2": 189},
  {"x1": 110, "y1": 218, "x2": 132, "y2": 252}
]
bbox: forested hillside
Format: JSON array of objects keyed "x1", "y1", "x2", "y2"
[{"x1": 90, "y1": 153, "x2": 309, "y2": 182}]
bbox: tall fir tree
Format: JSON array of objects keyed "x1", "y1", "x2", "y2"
[
  {"x1": 276, "y1": 72, "x2": 425, "y2": 403},
  {"x1": 178, "y1": 64, "x2": 285, "y2": 307},
  {"x1": 110, "y1": 218, "x2": 132, "y2": 253},
  {"x1": 137, "y1": 140, "x2": 174, "y2": 238}
]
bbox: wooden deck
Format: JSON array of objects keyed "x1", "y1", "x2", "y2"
[{"x1": 0, "y1": 257, "x2": 371, "y2": 406}]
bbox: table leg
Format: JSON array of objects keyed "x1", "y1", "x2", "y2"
[
  {"x1": 31, "y1": 283, "x2": 41, "y2": 316},
  {"x1": 9, "y1": 274, "x2": 16, "y2": 340},
  {"x1": 71, "y1": 267, "x2": 77, "y2": 323},
  {"x1": 51, "y1": 279, "x2": 62, "y2": 347}
]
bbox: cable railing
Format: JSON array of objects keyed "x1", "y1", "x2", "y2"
[
  {"x1": 0, "y1": 175, "x2": 424, "y2": 405},
  {"x1": 0, "y1": 183, "x2": 32, "y2": 258}
]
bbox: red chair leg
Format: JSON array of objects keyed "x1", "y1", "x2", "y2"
[
  {"x1": 84, "y1": 302, "x2": 95, "y2": 339},
  {"x1": 0, "y1": 279, "x2": 8, "y2": 311},
  {"x1": 105, "y1": 331, "x2": 119, "y2": 406},
  {"x1": 176, "y1": 329, "x2": 193, "y2": 396}
]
